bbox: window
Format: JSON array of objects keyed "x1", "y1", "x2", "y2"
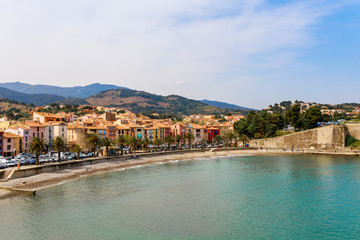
[
  {"x1": 7, "y1": 139, "x2": 11, "y2": 143},
  {"x1": 41, "y1": 133, "x2": 43, "y2": 138},
  {"x1": 37, "y1": 127, "x2": 39, "y2": 131},
  {"x1": 7, "y1": 145, "x2": 11, "y2": 150},
  {"x1": 33, "y1": 133, "x2": 35, "y2": 137}
]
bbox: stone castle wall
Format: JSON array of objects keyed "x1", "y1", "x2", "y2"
[
  {"x1": 249, "y1": 125, "x2": 346, "y2": 150},
  {"x1": 345, "y1": 123, "x2": 360, "y2": 139}
]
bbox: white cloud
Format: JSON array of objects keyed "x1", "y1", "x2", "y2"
[{"x1": 0, "y1": 0, "x2": 358, "y2": 108}]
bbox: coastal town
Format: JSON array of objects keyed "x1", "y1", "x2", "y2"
[{"x1": 0, "y1": 105, "x2": 245, "y2": 158}]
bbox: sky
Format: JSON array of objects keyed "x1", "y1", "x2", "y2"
[{"x1": 0, "y1": 0, "x2": 359, "y2": 109}]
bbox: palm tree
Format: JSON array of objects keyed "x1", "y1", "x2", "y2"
[
  {"x1": 128, "y1": 136, "x2": 140, "y2": 154},
  {"x1": 175, "y1": 135, "x2": 183, "y2": 148},
  {"x1": 52, "y1": 136, "x2": 67, "y2": 161},
  {"x1": 213, "y1": 135, "x2": 222, "y2": 148},
  {"x1": 117, "y1": 135, "x2": 128, "y2": 155},
  {"x1": 28, "y1": 137, "x2": 46, "y2": 165},
  {"x1": 164, "y1": 135, "x2": 175, "y2": 150},
  {"x1": 226, "y1": 131, "x2": 237, "y2": 147},
  {"x1": 154, "y1": 138, "x2": 163, "y2": 150},
  {"x1": 185, "y1": 133, "x2": 195, "y2": 149},
  {"x1": 239, "y1": 135, "x2": 249, "y2": 147},
  {"x1": 141, "y1": 138, "x2": 150, "y2": 152},
  {"x1": 72, "y1": 144, "x2": 82, "y2": 160},
  {"x1": 87, "y1": 133, "x2": 102, "y2": 157},
  {"x1": 102, "y1": 137, "x2": 113, "y2": 156}
]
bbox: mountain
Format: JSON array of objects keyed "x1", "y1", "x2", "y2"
[
  {"x1": 199, "y1": 99, "x2": 255, "y2": 111},
  {"x1": 0, "y1": 82, "x2": 128, "y2": 98},
  {"x1": 86, "y1": 89, "x2": 222, "y2": 115},
  {"x1": 0, "y1": 87, "x2": 65, "y2": 106}
]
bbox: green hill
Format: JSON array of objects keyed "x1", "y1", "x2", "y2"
[{"x1": 86, "y1": 89, "x2": 222, "y2": 115}]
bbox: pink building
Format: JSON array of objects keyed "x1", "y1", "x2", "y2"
[
  {"x1": 171, "y1": 123, "x2": 187, "y2": 138},
  {"x1": 4, "y1": 122, "x2": 31, "y2": 153},
  {"x1": 25, "y1": 121, "x2": 46, "y2": 140}
]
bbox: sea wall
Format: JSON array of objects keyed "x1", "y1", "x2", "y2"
[{"x1": 249, "y1": 125, "x2": 346, "y2": 150}]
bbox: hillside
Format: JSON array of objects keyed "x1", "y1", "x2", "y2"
[
  {"x1": 86, "y1": 89, "x2": 221, "y2": 115},
  {"x1": 0, "y1": 87, "x2": 65, "y2": 106},
  {"x1": 0, "y1": 98, "x2": 31, "y2": 120},
  {"x1": 0, "y1": 82, "x2": 127, "y2": 98},
  {"x1": 199, "y1": 99, "x2": 255, "y2": 111}
]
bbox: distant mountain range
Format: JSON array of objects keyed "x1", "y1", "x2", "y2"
[
  {"x1": 0, "y1": 82, "x2": 253, "y2": 115},
  {"x1": 0, "y1": 82, "x2": 127, "y2": 98},
  {"x1": 199, "y1": 99, "x2": 256, "y2": 111},
  {"x1": 0, "y1": 87, "x2": 65, "y2": 106}
]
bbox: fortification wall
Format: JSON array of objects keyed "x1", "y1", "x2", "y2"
[
  {"x1": 345, "y1": 123, "x2": 360, "y2": 139},
  {"x1": 249, "y1": 125, "x2": 346, "y2": 150}
]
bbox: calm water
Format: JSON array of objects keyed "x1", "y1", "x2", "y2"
[{"x1": 1, "y1": 154, "x2": 360, "y2": 240}]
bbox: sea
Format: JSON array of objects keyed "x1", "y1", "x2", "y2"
[{"x1": 1, "y1": 154, "x2": 360, "y2": 240}]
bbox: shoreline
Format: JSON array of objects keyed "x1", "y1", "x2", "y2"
[{"x1": 0, "y1": 149, "x2": 359, "y2": 200}]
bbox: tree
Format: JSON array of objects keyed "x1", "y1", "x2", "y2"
[
  {"x1": 164, "y1": 136, "x2": 175, "y2": 150},
  {"x1": 117, "y1": 135, "x2": 128, "y2": 155},
  {"x1": 154, "y1": 138, "x2": 163, "y2": 150},
  {"x1": 175, "y1": 135, "x2": 183, "y2": 148},
  {"x1": 304, "y1": 106, "x2": 323, "y2": 129},
  {"x1": 72, "y1": 144, "x2": 82, "y2": 160},
  {"x1": 87, "y1": 133, "x2": 102, "y2": 157},
  {"x1": 141, "y1": 138, "x2": 150, "y2": 151},
  {"x1": 285, "y1": 104, "x2": 301, "y2": 129},
  {"x1": 225, "y1": 131, "x2": 237, "y2": 147},
  {"x1": 128, "y1": 136, "x2": 140, "y2": 153},
  {"x1": 52, "y1": 136, "x2": 67, "y2": 161},
  {"x1": 185, "y1": 133, "x2": 195, "y2": 149},
  {"x1": 102, "y1": 137, "x2": 113, "y2": 156},
  {"x1": 239, "y1": 135, "x2": 249, "y2": 147},
  {"x1": 213, "y1": 135, "x2": 222, "y2": 148},
  {"x1": 28, "y1": 137, "x2": 46, "y2": 165}
]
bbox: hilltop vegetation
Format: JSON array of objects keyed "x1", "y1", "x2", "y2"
[
  {"x1": 86, "y1": 88, "x2": 244, "y2": 115},
  {"x1": 234, "y1": 104, "x2": 331, "y2": 139},
  {"x1": 0, "y1": 98, "x2": 31, "y2": 120}
]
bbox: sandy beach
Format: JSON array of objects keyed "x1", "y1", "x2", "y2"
[{"x1": 0, "y1": 148, "x2": 358, "y2": 200}]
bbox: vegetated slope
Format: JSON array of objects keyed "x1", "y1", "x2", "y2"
[
  {"x1": 0, "y1": 98, "x2": 31, "y2": 119},
  {"x1": 0, "y1": 82, "x2": 128, "y2": 98},
  {"x1": 0, "y1": 87, "x2": 65, "y2": 105},
  {"x1": 199, "y1": 99, "x2": 255, "y2": 111},
  {"x1": 0, "y1": 98, "x2": 30, "y2": 111},
  {"x1": 86, "y1": 89, "x2": 221, "y2": 115}
]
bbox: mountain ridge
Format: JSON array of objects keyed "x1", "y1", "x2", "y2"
[
  {"x1": 0, "y1": 82, "x2": 128, "y2": 98},
  {"x1": 199, "y1": 99, "x2": 256, "y2": 111}
]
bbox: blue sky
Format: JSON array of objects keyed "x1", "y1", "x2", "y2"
[{"x1": 0, "y1": 0, "x2": 359, "y2": 109}]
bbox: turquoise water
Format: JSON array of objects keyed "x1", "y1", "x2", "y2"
[{"x1": 1, "y1": 154, "x2": 360, "y2": 239}]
